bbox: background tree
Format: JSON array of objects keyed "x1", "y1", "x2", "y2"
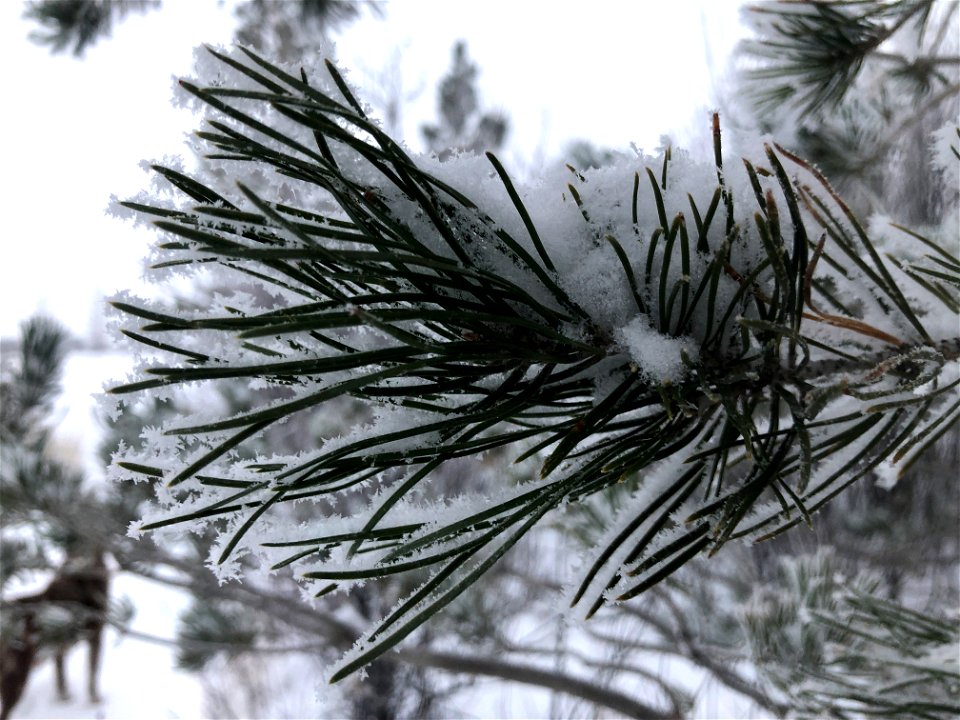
[
  {"x1": 23, "y1": 0, "x2": 377, "y2": 61},
  {"x1": 24, "y1": 0, "x2": 159, "y2": 57},
  {"x1": 1, "y1": 316, "x2": 88, "y2": 583},
  {"x1": 735, "y1": 0, "x2": 959, "y2": 221},
  {"x1": 233, "y1": 0, "x2": 380, "y2": 64},
  {"x1": 421, "y1": 41, "x2": 509, "y2": 160}
]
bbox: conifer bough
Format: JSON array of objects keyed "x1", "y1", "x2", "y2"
[{"x1": 108, "y1": 46, "x2": 960, "y2": 679}]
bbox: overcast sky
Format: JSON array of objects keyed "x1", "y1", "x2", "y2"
[{"x1": 0, "y1": 0, "x2": 744, "y2": 341}]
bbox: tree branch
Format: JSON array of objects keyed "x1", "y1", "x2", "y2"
[
  {"x1": 653, "y1": 588, "x2": 787, "y2": 717},
  {"x1": 397, "y1": 647, "x2": 676, "y2": 720}
]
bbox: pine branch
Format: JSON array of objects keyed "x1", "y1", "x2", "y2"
[
  {"x1": 744, "y1": 552, "x2": 960, "y2": 719},
  {"x1": 109, "y1": 46, "x2": 960, "y2": 680},
  {"x1": 740, "y1": 0, "x2": 950, "y2": 118}
]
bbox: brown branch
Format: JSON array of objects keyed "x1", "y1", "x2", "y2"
[
  {"x1": 397, "y1": 647, "x2": 677, "y2": 720},
  {"x1": 496, "y1": 640, "x2": 689, "y2": 717},
  {"x1": 504, "y1": 568, "x2": 786, "y2": 716}
]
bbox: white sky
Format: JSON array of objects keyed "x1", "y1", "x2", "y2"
[{"x1": 0, "y1": 0, "x2": 745, "y2": 341}]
